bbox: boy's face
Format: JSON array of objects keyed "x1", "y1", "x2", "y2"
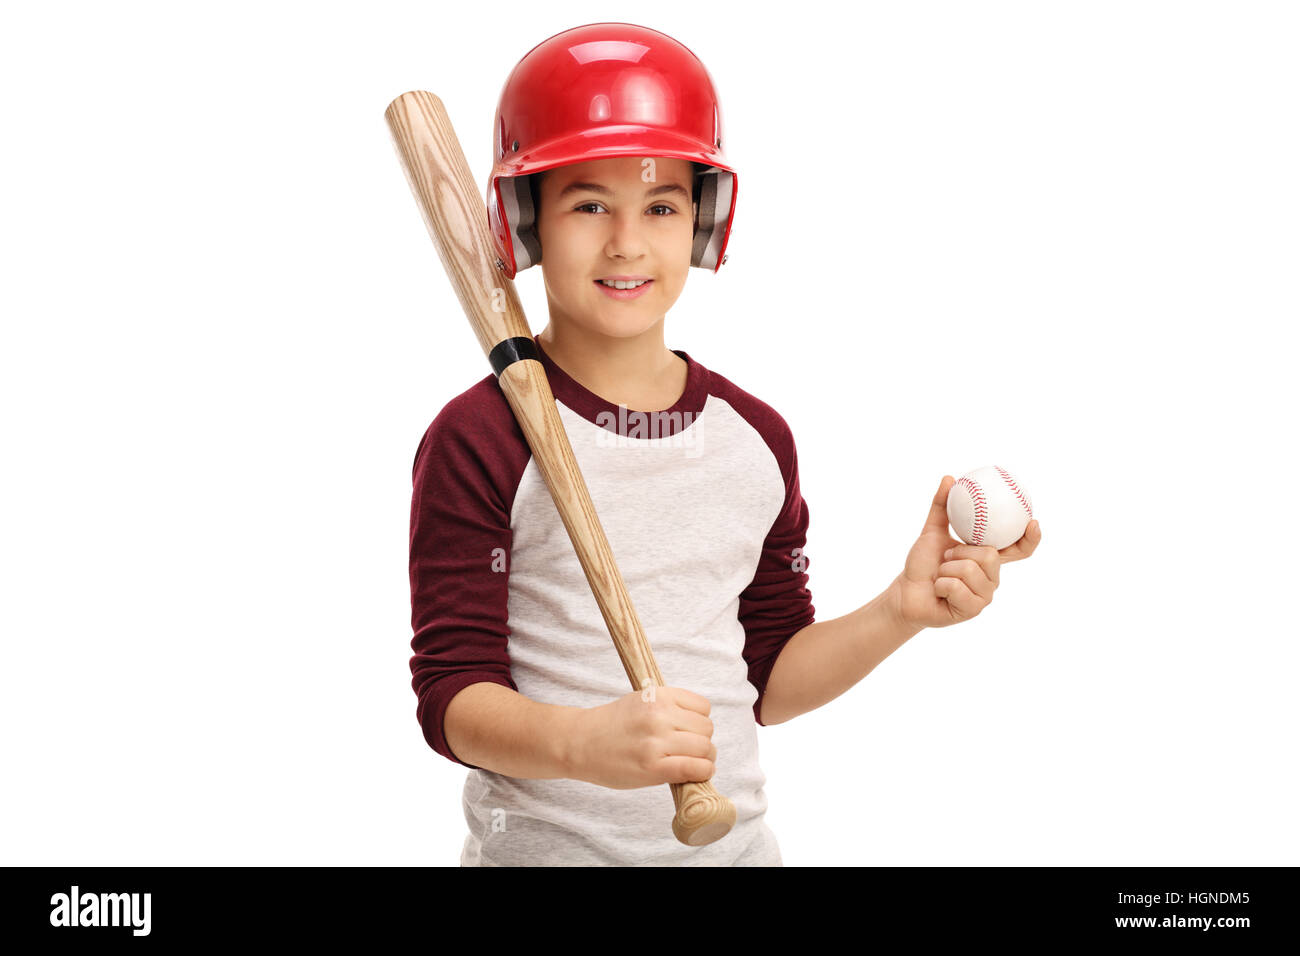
[{"x1": 534, "y1": 156, "x2": 697, "y2": 339}]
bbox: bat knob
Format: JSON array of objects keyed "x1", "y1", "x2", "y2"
[{"x1": 671, "y1": 781, "x2": 738, "y2": 847}]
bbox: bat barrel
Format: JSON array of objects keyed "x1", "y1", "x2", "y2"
[{"x1": 384, "y1": 90, "x2": 531, "y2": 359}]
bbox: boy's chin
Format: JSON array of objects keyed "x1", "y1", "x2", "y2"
[{"x1": 572, "y1": 312, "x2": 667, "y2": 339}]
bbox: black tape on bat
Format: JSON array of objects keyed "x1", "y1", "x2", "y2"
[{"x1": 488, "y1": 336, "x2": 541, "y2": 377}]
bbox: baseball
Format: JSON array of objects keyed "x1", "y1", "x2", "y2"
[{"x1": 946, "y1": 465, "x2": 1034, "y2": 551}]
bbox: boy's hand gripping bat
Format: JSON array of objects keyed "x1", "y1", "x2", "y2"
[{"x1": 385, "y1": 90, "x2": 737, "y2": 847}]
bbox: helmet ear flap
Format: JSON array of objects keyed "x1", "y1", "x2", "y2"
[
  {"x1": 526, "y1": 172, "x2": 542, "y2": 266},
  {"x1": 496, "y1": 171, "x2": 541, "y2": 272},
  {"x1": 692, "y1": 162, "x2": 703, "y2": 229},
  {"x1": 690, "y1": 165, "x2": 733, "y2": 270}
]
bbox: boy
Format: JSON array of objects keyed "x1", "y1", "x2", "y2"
[{"x1": 407, "y1": 23, "x2": 1040, "y2": 867}]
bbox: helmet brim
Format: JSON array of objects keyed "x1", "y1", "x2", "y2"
[{"x1": 493, "y1": 126, "x2": 732, "y2": 180}]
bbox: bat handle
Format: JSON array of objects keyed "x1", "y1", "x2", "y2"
[{"x1": 671, "y1": 780, "x2": 738, "y2": 846}]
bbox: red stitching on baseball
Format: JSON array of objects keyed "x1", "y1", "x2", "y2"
[
  {"x1": 995, "y1": 465, "x2": 1033, "y2": 518},
  {"x1": 957, "y1": 476, "x2": 988, "y2": 545}
]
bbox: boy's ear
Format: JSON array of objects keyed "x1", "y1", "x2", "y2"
[{"x1": 693, "y1": 200, "x2": 699, "y2": 227}]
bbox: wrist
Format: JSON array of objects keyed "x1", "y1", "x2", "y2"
[
  {"x1": 886, "y1": 575, "x2": 925, "y2": 639},
  {"x1": 555, "y1": 705, "x2": 591, "y2": 781}
]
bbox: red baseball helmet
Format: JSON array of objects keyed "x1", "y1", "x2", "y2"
[{"x1": 486, "y1": 22, "x2": 738, "y2": 279}]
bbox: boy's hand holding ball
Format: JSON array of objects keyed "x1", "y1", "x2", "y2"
[{"x1": 889, "y1": 465, "x2": 1041, "y2": 629}]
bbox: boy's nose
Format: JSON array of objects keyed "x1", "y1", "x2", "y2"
[{"x1": 603, "y1": 223, "x2": 648, "y2": 259}]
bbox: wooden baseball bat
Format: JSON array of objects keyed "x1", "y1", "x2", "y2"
[{"x1": 384, "y1": 90, "x2": 737, "y2": 847}]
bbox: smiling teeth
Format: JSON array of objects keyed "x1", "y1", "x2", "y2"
[{"x1": 599, "y1": 279, "x2": 648, "y2": 289}]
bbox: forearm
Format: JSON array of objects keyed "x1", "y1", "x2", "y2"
[
  {"x1": 443, "y1": 681, "x2": 585, "y2": 779},
  {"x1": 759, "y1": 578, "x2": 922, "y2": 725}
]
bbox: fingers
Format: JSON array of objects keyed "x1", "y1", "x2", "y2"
[
  {"x1": 933, "y1": 574, "x2": 981, "y2": 619},
  {"x1": 659, "y1": 732, "x2": 717, "y2": 785},
  {"x1": 934, "y1": 545, "x2": 998, "y2": 619},
  {"x1": 998, "y1": 520, "x2": 1042, "y2": 562},
  {"x1": 664, "y1": 754, "x2": 717, "y2": 785},
  {"x1": 643, "y1": 688, "x2": 714, "y2": 741},
  {"x1": 673, "y1": 708, "x2": 715, "y2": 740},
  {"x1": 665, "y1": 686, "x2": 711, "y2": 716},
  {"x1": 924, "y1": 475, "x2": 957, "y2": 533},
  {"x1": 660, "y1": 698, "x2": 717, "y2": 782},
  {"x1": 937, "y1": 548, "x2": 999, "y2": 594},
  {"x1": 665, "y1": 730, "x2": 716, "y2": 763}
]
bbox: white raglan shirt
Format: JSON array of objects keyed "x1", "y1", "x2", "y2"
[{"x1": 408, "y1": 334, "x2": 816, "y2": 866}]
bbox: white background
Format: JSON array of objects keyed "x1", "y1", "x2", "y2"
[{"x1": 3, "y1": 1, "x2": 1296, "y2": 866}]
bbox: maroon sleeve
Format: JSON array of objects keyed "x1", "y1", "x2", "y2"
[
  {"x1": 733, "y1": 404, "x2": 816, "y2": 725},
  {"x1": 408, "y1": 376, "x2": 532, "y2": 769}
]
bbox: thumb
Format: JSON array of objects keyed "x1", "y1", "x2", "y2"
[{"x1": 924, "y1": 475, "x2": 956, "y2": 533}]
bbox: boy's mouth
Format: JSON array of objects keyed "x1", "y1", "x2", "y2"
[{"x1": 594, "y1": 278, "x2": 654, "y2": 299}]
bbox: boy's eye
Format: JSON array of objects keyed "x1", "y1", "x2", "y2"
[{"x1": 572, "y1": 202, "x2": 677, "y2": 216}]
